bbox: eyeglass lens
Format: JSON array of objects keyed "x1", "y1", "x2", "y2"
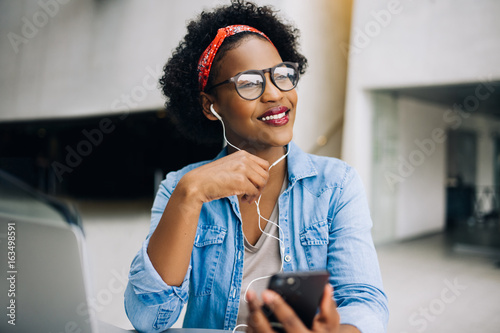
[{"x1": 235, "y1": 63, "x2": 298, "y2": 100}]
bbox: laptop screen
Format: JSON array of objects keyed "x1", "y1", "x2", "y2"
[{"x1": 0, "y1": 170, "x2": 98, "y2": 333}]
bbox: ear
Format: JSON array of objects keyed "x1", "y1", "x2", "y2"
[{"x1": 199, "y1": 92, "x2": 219, "y2": 121}]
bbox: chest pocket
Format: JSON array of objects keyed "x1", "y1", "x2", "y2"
[
  {"x1": 300, "y1": 220, "x2": 329, "y2": 270},
  {"x1": 191, "y1": 224, "x2": 227, "y2": 296}
]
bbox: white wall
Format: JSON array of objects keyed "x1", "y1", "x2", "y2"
[
  {"x1": 370, "y1": 92, "x2": 398, "y2": 243},
  {"x1": 344, "y1": 0, "x2": 500, "y2": 186},
  {"x1": 283, "y1": 0, "x2": 351, "y2": 156},
  {"x1": 343, "y1": 0, "x2": 500, "y2": 241},
  {"x1": 370, "y1": 94, "x2": 447, "y2": 241},
  {"x1": 0, "y1": 0, "x2": 351, "y2": 158},
  {"x1": 395, "y1": 97, "x2": 447, "y2": 239},
  {"x1": 0, "y1": 0, "x2": 352, "y2": 329},
  {"x1": 1, "y1": 0, "x2": 172, "y2": 120},
  {"x1": 370, "y1": 92, "x2": 500, "y2": 241}
]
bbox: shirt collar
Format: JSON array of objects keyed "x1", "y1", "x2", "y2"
[
  {"x1": 214, "y1": 145, "x2": 229, "y2": 160},
  {"x1": 286, "y1": 141, "x2": 318, "y2": 186}
]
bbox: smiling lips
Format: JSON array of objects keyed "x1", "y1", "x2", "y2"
[{"x1": 258, "y1": 106, "x2": 290, "y2": 126}]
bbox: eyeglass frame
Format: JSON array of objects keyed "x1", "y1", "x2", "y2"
[{"x1": 204, "y1": 61, "x2": 300, "y2": 100}]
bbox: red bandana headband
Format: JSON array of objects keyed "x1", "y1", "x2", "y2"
[{"x1": 197, "y1": 25, "x2": 275, "y2": 91}]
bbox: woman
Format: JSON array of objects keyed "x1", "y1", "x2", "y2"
[{"x1": 124, "y1": 1, "x2": 388, "y2": 332}]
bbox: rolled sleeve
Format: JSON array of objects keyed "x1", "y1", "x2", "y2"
[
  {"x1": 129, "y1": 238, "x2": 190, "y2": 304},
  {"x1": 328, "y1": 166, "x2": 389, "y2": 332},
  {"x1": 125, "y1": 237, "x2": 191, "y2": 332},
  {"x1": 335, "y1": 285, "x2": 388, "y2": 333},
  {"x1": 338, "y1": 304, "x2": 386, "y2": 333},
  {"x1": 124, "y1": 172, "x2": 191, "y2": 332}
]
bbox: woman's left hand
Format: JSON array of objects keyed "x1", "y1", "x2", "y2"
[{"x1": 246, "y1": 284, "x2": 359, "y2": 333}]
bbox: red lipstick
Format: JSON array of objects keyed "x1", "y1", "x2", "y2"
[{"x1": 258, "y1": 106, "x2": 290, "y2": 126}]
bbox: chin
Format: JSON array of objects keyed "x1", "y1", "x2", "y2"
[{"x1": 272, "y1": 132, "x2": 293, "y2": 147}]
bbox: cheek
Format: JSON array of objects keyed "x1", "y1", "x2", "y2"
[
  {"x1": 287, "y1": 90, "x2": 298, "y2": 107},
  {"x1": 217, "y1": 92, "x2": 245, "y2": 117},
  {"x1": 222, "y1": 99, "x2": 256, "y2": 123}
]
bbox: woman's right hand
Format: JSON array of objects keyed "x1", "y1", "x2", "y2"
[
  {"x1": 181, "y1": 150, "x2": 271, "y2": 204},
  {"x1": 148, "y1": 150, "x2": 270, "y2": 286}
]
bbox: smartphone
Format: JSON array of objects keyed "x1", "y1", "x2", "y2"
[{"x1": 262, "y1": 271, "x2": 330, "y2": 331}]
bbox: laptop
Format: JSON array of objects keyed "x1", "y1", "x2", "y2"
[
  {"x1": 0, "y1": 170, "x2": 132, "y2": 333},
  {"x1": 0, "y1": 171, "x2": 228, "y2": 333}
]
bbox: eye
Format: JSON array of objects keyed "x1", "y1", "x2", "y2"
[
  {"x1": 238, "y1": 81, "x2": 260, "y2": 88},
  {"x1": 274, "y1": 73, "x2": 288, "y2": 81},
  {"x1": 237, "y1": 74, "x2": 263, "y2": 89},
  {"x1": 274, "y1": 67, "x2": 295, "y2": 81}
]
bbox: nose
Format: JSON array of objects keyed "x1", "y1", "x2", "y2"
[{"x1": 260, "y1": 73, "x2": 284, "y2": 102}]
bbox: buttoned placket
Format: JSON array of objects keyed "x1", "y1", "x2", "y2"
[
  {"x1": 222, "y1": 160, "x2": 304, "y2": 329},
  {"x1": 278, "y1": 184, "x2": 294, "y2": 272},
  {"x1": 224, "y1": 196, "x2": 245, "y2": 330}
]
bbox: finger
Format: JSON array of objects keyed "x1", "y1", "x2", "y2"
[
  {"x1": 240, "y1": 182, "x2": 263, "y2": 204},
  {"x1": 236, "y1": 150, "x2": 270, "y2": 170},
  {"x1": 244, "y1": 160, "x2": 274, "y2": 203},
  {"x1": 246, "y1": 289, "x2": 261, "y2": 311},
  {"x1": 240, "y1": 169, "x2": 270, "y2": 204},
  {"x1": 230, "y1": 172, "x2": 264, "y2": 204},
  {"x1": 247, "y1": 290, "x2": 274, "y2": 333},
  {"x1": 233, "y1": 155, "x2": 269, "y2": 190},
  {"x1": 245, "y1": 165, "x2": 269, "y2": 192},
  {"x1": 262, "y1": 290, "x2": 308, "y2": 333},
  {"x1": 247, "y1": 160, "x2": 270, "y2": 184},
  {"x1": 229, "y1": 159, "x2": 268, "y2": 200},
  {"x1": 314, "y1": 284, "x2": 340, "y2": 327},
  {"x1": 320, "y1": 284, "x2": 335, "y2": 313}
]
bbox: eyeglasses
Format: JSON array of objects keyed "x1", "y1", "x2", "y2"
[{"x1": 205, "y1": 62, "x2": 299, "y2": 100}]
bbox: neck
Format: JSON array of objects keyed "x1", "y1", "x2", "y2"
[
  {"x1": 228, "y1": 144, "x2": 288, "y2": 167},
  {"x1": 230, "y1": 144, "x2": 288, "y2": 196}
]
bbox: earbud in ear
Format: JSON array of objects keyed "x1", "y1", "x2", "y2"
[
  {"x1": 210, "y1": 104, "x2": 222, "y2": 121},
  {"x1": 209, "y1": 103, "x2": 240, "y2": 152}
]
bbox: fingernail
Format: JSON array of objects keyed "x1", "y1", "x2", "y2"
[
  {"x1": 262, "y1": 290, "x2": 276, "y2": 304},
  {"x1": 247, "y1": 290, "x2": 255, "y2": 301}
]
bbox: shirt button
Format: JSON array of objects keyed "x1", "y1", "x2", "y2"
[{"x1": 284, "y1": 255, "x2": 291, "y2": 262}]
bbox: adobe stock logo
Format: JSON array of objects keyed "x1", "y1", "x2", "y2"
[
  {"x1": 403, "y1": 278, "x2": 467, "y2": 333},
  {"x1": 7, "y1": 0, "x2": 73, "y2": 54},
  {"x1": 51, "y1": 118, "x2": 116, "y2": 182},
  {"x1": 385, "y1": 76, "x2": 496, "y2": 190},
  {"x1": 340, "y1": 0, "x2": 404, "y2": 58},
  {"x1": 50, "y1": 64, "x2": 162, "y2": 183},
  {"x1": 53, "y1": 267, "x2": 129, "y2": 333}
]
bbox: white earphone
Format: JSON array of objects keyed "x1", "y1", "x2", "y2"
[
  {"x1": 209, "y1": 103, "x2": 289, "y2": 168},
  {"x1": 210, "y1": 104, "x2": 222, "y2": 121},
  {"x1": 209, "y1": 103, "x2": 290, "y2": 333},
  {"x1": 210, "y1": 104, "x2": 241, "y2": 152}
]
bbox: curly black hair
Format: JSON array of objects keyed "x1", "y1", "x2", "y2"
[{"x1": 159, "y1": 0, "x2": 308, "y2": 145}]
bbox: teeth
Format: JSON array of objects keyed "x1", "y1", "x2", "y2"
[{"x1": 261, "y1": 112, "x2": 286, "y2": 121}]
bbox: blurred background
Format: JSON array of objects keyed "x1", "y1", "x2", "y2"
[{"x1": 1, "y1": 0, "x2": 499, "y2": 332}]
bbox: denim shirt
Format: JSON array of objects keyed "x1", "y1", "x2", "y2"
[{"x1": 125, "y1": 141, "x2": 389, "y2": 332}]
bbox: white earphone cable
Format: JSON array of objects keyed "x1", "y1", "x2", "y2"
[{"x1": 211, "y1": 105, "x2": 289, "y2": 332}]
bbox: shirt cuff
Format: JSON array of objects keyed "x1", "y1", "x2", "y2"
[
  {"x1": 338, "y1": 305, "x2": 387, "y2": 333},
  {"x1": 128, "y1": 237, "x2": 190, "y2": 306}
]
